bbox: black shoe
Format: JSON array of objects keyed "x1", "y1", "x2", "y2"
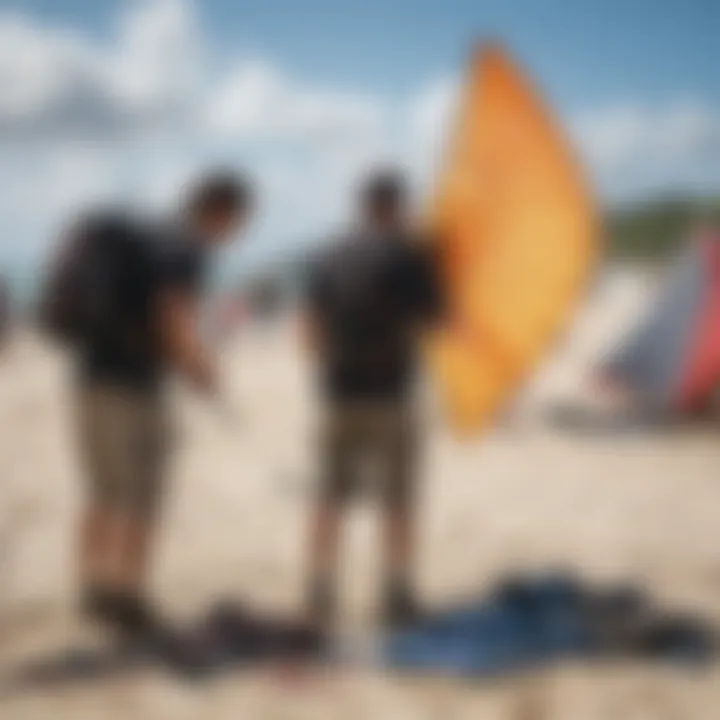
[
  {"x1": 84, "y1": 590, "x2": 163, "y2": 638},
  {"x1": 80, "y1": 587, "x2": 118, "y2": 623},
  {"x1": 110, "y1": 595, "x2": 164, "y2": 638}
]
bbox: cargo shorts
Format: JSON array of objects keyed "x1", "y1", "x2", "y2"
[
  {"x1": 76, "y1": 385, "x2": 170, "y2": 518},
  {"x1": 320, "y1": 400, "x2": 417, "y2": 510}
]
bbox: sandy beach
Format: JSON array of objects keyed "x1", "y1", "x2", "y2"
[{"x1": 1, "y1": 268, "x2": 719, "y2": 719}]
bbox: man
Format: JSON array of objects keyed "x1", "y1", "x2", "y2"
[
  {"x1": 304, "y1": 170, "x2": 444, "y2": 627},
  {"x1": 58, "y1": 171, "x2": 253, "y2": 634}
]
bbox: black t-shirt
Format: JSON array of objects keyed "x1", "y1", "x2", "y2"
[
  {"x1": 307, "y1": 229, "x2": 444, "y2": 400},
  {"x1": 80, "y1": 217, "x2": 206, "y2": 392}
]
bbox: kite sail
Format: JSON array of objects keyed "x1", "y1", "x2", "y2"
[
  {"x1": 602, "y1": 234, "x2": 720, "y2": 413},
  {"x1": 429, "y1": 45, "x2": 597, "y2": 434}
]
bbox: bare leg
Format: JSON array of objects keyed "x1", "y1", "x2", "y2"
[
  {"x1": 79, "y1": 509, "x2": 154, "y2": 591},
  {"x1": 78, "y1": 510, "x2": 161, "y2": 633},
  {"x1": 307, "y1": 405, "x2": 355, "y2": 622},
  {"x1": 110, "y1": 514, "x2": 156, "y2": 595},
  {"x1": 381, "y1": 410, "x2": 418, "y2": 625},
  {"x1": 307, "y1": 501, "x2": 342, "y2": 622},
  {"x1": 79, "y1": 504, "x2": 115, "y2": 591},
  {"x1": 107, "y1": 398, "x2": 166, "y2": 606},
  {"x1": 383, "y1": 502, "x2": 413, "y2": 592}
]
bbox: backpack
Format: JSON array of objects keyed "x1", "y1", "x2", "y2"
[{"x1": 37, "y1": 212, "x2": 148, "y2": 346}]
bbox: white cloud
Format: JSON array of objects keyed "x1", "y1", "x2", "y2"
[
  {"x1": 572, "y1": 103, "x2": 720, "y2": 198},
  {"x1": 0, "y1": 0, "x2": 198, "y2": 137},
  {"x1": 407, "y1": 76, "x2": 458, "y2": 153},
  {"x1": 107, "y1": 0, "x2": 199, "y2": 111},
  {"x1": 0, "y1": 17, "x2": 94, "y2": 121},
  {"x1": 205, "y1": 61, "x2": 385, "y2": 143}
]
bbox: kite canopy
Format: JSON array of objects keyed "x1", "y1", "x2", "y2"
[
  {"x1": 429, "y1": 44, "x2": 597, "y2": 434},
  {"x1": 604, "y1": 234, "x2": 720, "y2": 413}
]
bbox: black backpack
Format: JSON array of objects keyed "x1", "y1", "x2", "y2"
[{"x1": 38, "y1": 212, "x2": 149, "y2": 346}]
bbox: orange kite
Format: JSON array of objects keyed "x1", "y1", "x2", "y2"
[{"x1": 429, "y1": 45, "x2": 597, "y2": 434}]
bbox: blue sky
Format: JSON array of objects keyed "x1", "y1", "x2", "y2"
[
  {"x1": 5, "y1": 0, "x2": 718, "y2": 106},
  {"x1": 0, "y1": 0, "x2": 718, "y2": 283}
]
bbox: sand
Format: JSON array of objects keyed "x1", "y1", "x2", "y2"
[{"x1": 0, "y1": 267, "x2": 718, "y2": 718}]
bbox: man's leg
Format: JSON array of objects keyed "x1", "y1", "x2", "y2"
[
  {"x1": 79, "y1": 505, "x2": 113, "y2": 589},
  {"x1": 79, "y1": 507, "x2": 157, "y2": 628},
  {"x1": 307, "y1": 404, "x2": 355, "y2": 623},
  {"x1": 77, "y1": 388, "x2": 167, "y2": 632},
  {"x1": 76, "y1": 387, "x2": 123, "y2": 614},
  {"x1": 308, "y1": 500, "x2": 342, "y2": 622},
  {"x1": 105, "y1": 394, "x2": 168, "y2": 632},
  {"x1": 110, "y1": 515, "x2": 157, "y2": 596},
  {"x1": 380, "y1": 404, "x2": 418, "y2": 625},
  {"x1": 78, "y1": 504, "x2": 120, "y2": 619}
]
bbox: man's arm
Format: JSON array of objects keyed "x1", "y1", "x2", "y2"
[
  {"x1": 301, "y1": 310, "x2": 325, "y2": 356},
  {"x1": 157, "y1": 287, "x2": 217, "y2": 394},
  {"x1": 300, "y1": 255, "x2": 328, "y2": 356}
]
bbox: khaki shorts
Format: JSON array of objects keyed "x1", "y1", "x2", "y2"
[
  {"x1": 320, "y1": 400, "x2": 417, "y2": 509},
  {"x1": 76, "y1": 385, "x2": 169, "y2": 517}
]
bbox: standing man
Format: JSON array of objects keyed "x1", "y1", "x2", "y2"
[
  {"x1": 304, "y1": 170, "x2": 444, "y2": 627},
  {"x1": 43, "y1": 171, "x2": 253, "y2": 635}
]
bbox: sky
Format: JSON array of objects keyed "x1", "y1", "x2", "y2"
[{"x1": 0, "y1": 0, "x2": 718, "y2": 285}]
